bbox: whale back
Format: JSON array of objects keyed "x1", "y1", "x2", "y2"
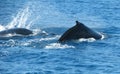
[
  {"x1": 0, "y1": 28, "x2": 33, "y2": 36},
  {"x1": 12, "y1": 28, "x2": 33, "y2": 35},
  {"x1": 59, "y1": 21, "x2": 102, "y2": 42}
]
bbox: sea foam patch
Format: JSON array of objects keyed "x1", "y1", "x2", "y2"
[
  {"x1": 39, "y1": 35, "x2": 60, "y2": 41},
  {"x1": 45, "y1": 43, "x2": 75, "y2": 49},
  {"x1": 78, "y1": 38, "x2": 96, "y2": 42},
  {"x1": 0, "y1": 25, "x2": 5, "y2": 31},
  {"x1": 77, "y1": 33, "x2": 105, "y2": 42}
]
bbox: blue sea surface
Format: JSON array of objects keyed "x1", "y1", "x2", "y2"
[{"x1": 0, "y1": 0, "x2": 120, "y2": 74}]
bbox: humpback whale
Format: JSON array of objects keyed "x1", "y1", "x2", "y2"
[
  {"x1": 59, "y1": 21, "x2": 102, "y2": 42},
  {"x1": 0, "y1": 28, "x2": 33, "y2": 37}
]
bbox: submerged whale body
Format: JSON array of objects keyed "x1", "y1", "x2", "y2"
[
  {"x1": 0, "y1": 28, "x2": 33, "y2": 36},
  {"x1": 59, "y1": 21, "x2": 102, "y2": 42}
]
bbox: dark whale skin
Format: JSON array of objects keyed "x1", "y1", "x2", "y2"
[
  {"x1": 0, "y1": 28, "x2": 33, "y2": 36},
  {"x1": 59, "y1": 21, "x2": 102, "y2": 42}
]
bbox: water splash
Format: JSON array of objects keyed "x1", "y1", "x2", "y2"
[
  {"x1": 6, "y1": 6, "x2": 35, "y2": 29},
  {"x1": 39, "y1": 35, "x2": 60, "y2": 41},
  {"x1": 78, "y1": 38, "x2": 96, "y2": 42},
  {"x1": 45, "y1": 43, "x2": 75, "y2": 49},
  {"x1": 100, "y1": 33, "x2": 106, "y2": 40},
  {"x1": 76, "y1": 33, "x2": 105, "y2": 42},
  {"x1": 6, "y1": 7, "x2": 30, "y2": 29},
  {"x1": 0, "y1": 25, "x2": 6, "y2": 31}
]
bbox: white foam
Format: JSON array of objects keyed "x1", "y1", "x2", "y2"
[
  {"x1": 100, "y1": 33, "x2": 106, "y2": 40},
  {"x1": 0, "y1": 25, "x2": 6, "y2": 31},
  {"x1": 45, "y1": 43, "x2": 75, "y2": 49},
  {"x1": 77, "y1": 38, "x2": 96, "y2": 42},
  {"x1": 6, "y1": 34, "x2": 16, "y2": 37},
  {"x1": 34, "y1": 30, "x2": 48, "y2": 36},
  {"x1": 31, "y1": 29, "x2": 42, "y2": 36},
  {"x1": 39, "y1": 35, "x2": 60, "y2": 41},
  {"x1": 6, "y1": 7, "x2": 30, "y2": 29},
  {"x1": 76, "y1": 32, "x2": 106, "y2": 42},
  {"x1": 6, "y1": 6, "x2": 38, "y2": 29},
  {"x1": 6, "y1": 39, "x2": 16, "y2": 47},
  {"x1": 22, "y1": 42, "x2": 30, "y2": 46}
]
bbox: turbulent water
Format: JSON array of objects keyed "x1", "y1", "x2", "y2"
[{"x1": 0, "y1": 0, "x2": 120, "y2": 74}]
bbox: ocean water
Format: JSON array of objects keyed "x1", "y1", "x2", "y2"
[{"x1": 0, "y1": 0, "x2": 120, "y2": 74}]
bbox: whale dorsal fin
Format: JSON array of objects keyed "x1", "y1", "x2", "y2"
[
  {"x1": 58, "y1": 21, "x2": 102, "y2": 42},
  {"x1": 75, "y1": 21, "x2": 84, "y2": 27},
  {"x1": 76, "y1": 21, "x2": 79, "y2": 24}
]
